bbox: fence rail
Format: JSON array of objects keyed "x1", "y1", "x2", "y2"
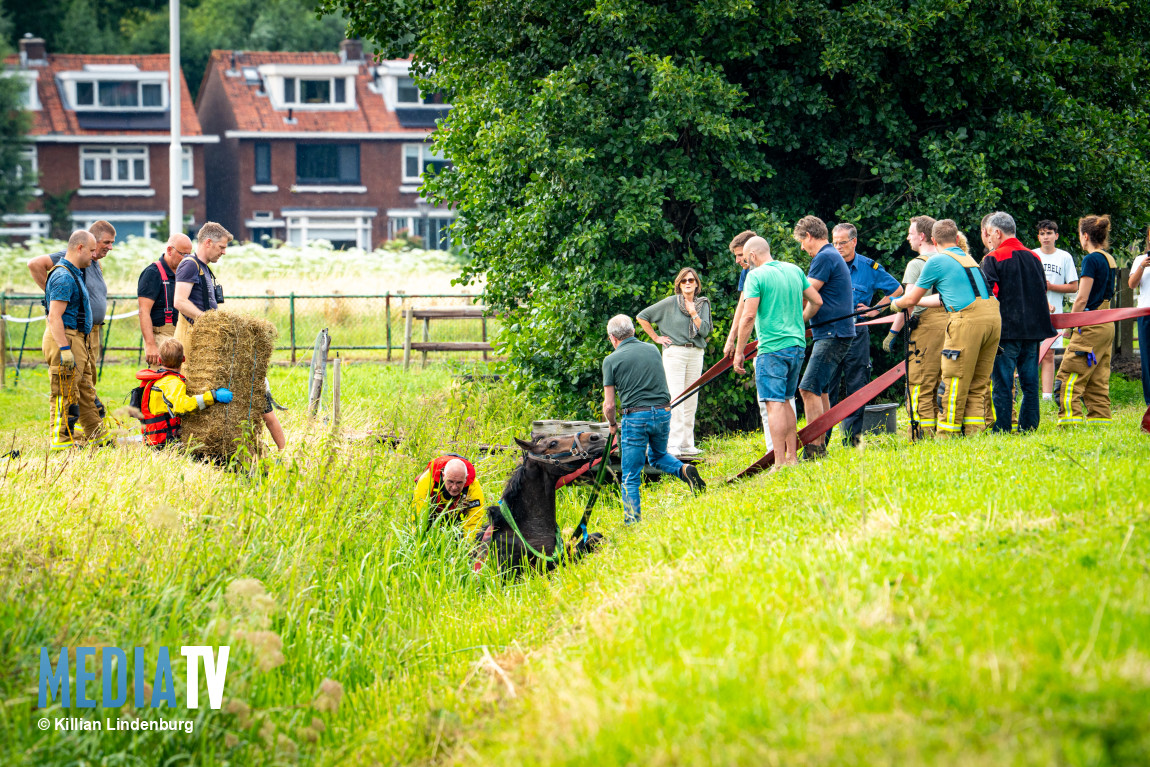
[{"x1": 0, "y1": 292, "x2": 496, "y2": 382}]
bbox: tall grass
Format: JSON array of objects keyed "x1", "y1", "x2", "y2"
[{"x1": 1, "y1": 366, "x2": 1149, "y2": 765}]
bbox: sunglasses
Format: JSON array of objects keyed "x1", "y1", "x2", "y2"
[{"x1": 680, "y1": 277, "x2": 697, "y2": 284}]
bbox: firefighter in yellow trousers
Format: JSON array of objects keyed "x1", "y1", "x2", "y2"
[
  {"x1": 890, "y1": 219, "x2": 1001, "y2": 436},
  {"x1": 886, "y1": 216, "x2": 946, "y2": 437},
  {"x1": 42, "y1": 231, "x2": 103, "y2": 451},
  {"x1": 1056, "y1": 215, "x2": 1117, "y2": 424}
]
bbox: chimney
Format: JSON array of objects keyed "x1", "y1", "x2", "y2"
[
  {"x1": 19, "y1": 35, "x2": 47, "y2": 67},
  {"x1": 339, "y1": 39, "x2": 364, "y2": 63}
]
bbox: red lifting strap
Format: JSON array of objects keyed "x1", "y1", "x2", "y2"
[{"x1": 555, "y1": 433, "x2": 619, "y2": 490}]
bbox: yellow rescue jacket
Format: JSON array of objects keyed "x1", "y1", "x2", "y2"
[
  {"x1": 412, "y1": 456, "x2": 486, "y2": 535},
  {"x1": 147, "y1": 370, "x2": 216, "y2": 417}
]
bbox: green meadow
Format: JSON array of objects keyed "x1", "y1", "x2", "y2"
[{"x1": 1, "y1": 364, "x2": 1148, "y2": 765}]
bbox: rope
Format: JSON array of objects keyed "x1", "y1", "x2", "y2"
[
  {"x1": 569, "y1": 435, "x2": 616, "y2": 543},
  {"x1": 496, "y1": 500, "x2": 565, "y2": 564}
]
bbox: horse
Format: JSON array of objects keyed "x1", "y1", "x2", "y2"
[{"x1": 475, "y1": 431, "x2": 609, "y2": 573}]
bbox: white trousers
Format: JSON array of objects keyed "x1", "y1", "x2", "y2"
[
  {"x1": 663, "y1": 345, "x2": 705, "y2": 452},
  {"x1": 758, "y1": 398, "x2": 798, "y2": 452}
]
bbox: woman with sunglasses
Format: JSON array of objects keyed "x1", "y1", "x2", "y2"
[{"x1": 636, "y1": 267, "x2": 713, "y2": 456}]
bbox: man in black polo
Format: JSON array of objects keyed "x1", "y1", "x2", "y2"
[
  {"x1": 137, "y1": 232, "x2": 191, "y2": 365},
  {"x1": 601, "y1": 314, "x2": 704, "y2": 525}
]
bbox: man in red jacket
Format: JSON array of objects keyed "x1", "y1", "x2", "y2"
[{"x1": 980, "y1": 211, "x2": 1056, "y2": 432}]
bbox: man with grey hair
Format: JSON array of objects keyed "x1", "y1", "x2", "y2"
[
  {"x1": 980, "y1": 211, "x2": 1054, "y2": 432},
  {"x1": 829, "y1": 222, "x2": 903, "y2": 446},
  {"x1": 602, "y1": 314, "x2": 704, "y2": 524}
]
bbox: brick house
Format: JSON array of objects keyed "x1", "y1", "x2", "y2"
[
  {"x1": 1, "y1": 37, "x2": 215, "y2": 241},
  {"x1": 195, "y1": 41, "x2": 454, "y2": 250}
]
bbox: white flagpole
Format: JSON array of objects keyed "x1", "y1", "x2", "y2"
[{"x1": 168, "y1": 0, "x2": 182, "y2": 237}]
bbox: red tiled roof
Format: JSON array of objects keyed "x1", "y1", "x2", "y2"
[
  {"x1": 199, "y1": 50, "x2": 427, "y2": 134},
  {"x1": 3, "y1": 53, "x2": 204, "y2": 137}
]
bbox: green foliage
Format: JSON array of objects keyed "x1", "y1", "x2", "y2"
[
  {"x1": 321, "y1": 0, "x2": 1150, "y2": 426},
  {"x1": 39, "y1": 189, "x2": 76, "y2": 240},
  {"x1": 0, "y1": 57, "x2": 33, "y2": 220}
]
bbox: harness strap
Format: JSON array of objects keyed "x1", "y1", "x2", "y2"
[
  {"x1": 155, "y1": 260, "x2": 174, "y2": 324},
  {"x1": 496, "y1": 500, "x2": 564, "y2": 563}
]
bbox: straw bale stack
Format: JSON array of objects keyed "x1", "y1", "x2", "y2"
[{"x1": 179, "y1": 310, "x2": 277, "y2": 459}]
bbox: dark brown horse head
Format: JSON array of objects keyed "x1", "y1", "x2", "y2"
[{"x1": 513, "y1": 431, "x2": 607, "y2": 473}]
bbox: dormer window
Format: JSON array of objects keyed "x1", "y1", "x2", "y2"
[
  {"x1": 3, "y1": 71, "x2": 40, "y2": 110},
  {"x1": 396, "y1": 77, "x2": 422, "y2": 104},
  {"x1": 62, "y1": 71, "x2": 168, "y2": 112},
  {"x1": 282, "y1": 76, "x2": 349, "y2": 106}
]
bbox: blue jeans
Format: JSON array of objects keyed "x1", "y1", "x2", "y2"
[
  {"x1": 1139, "y1": 316, "x2": 1150, "y2": 405},
  {"x1": 992, "y1": 340, "x2": 1040, "y2": 432},
  {"x1": 828, "y1": 326, "x2": 872, "y2": 443},
  {"x1": 799, "y1": 337, "x2": 852, "y2": 395},
  {"x1": 620, "y1": 408, "x2": 684, "y2": 524}
]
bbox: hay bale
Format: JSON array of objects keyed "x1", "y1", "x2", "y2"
[{"x1": 179, "y1": 310, "x2": 277, "y2": 459}]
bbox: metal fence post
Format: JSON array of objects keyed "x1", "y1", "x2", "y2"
[
  {"x1": 98, "y1": 299, "x2": 115, "y2": 381},
  {"x1": 385, "y1": 292, "x2": 391, "y2": 361},
  {"x1": 0, "y1": 292, "x2": 6, "y2": 388},
  {"x1": 290, "y1": 292, "x2": 297, "y2": 365},
  {"x1": 403, "y1": 306, "x2": 414, "y2": 371},
  {"x1": 15, "y1": 302, "x2": 33, "y2": 386}
]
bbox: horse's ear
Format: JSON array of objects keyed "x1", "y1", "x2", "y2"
[{"x1": 514, "y1": 437, "x2": 535, "y2": 452}]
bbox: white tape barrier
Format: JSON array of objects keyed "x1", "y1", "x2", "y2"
[{"x1": 1, "y1": 308, "x2": 141, "y2": 324}]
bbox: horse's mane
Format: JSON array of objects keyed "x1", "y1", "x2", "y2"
[{"x1": 500, "y1": 459, "x2": 529, "y2": 510}]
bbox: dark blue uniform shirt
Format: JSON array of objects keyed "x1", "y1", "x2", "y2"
[{"x1": 845, "y1": 252, "x2": 901, "y2": 308}]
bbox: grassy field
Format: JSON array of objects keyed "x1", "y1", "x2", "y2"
[
  {"x1": 1, "y1": 238, "x2": 496, "y2": 364},
  {"x1": 1, "y1": 364, "x2": 1149, "y2": 766}
]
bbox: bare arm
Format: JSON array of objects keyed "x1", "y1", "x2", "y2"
[
  {"x1": 137, "y1": 297, "x2": 160, "y2": 364},
  {"x1": 173, "y1": 281, "x2": 201, "y2": 320},
  {"x1": 637, "y1": 318, "x2": 670, "y2": 346},
  {"x1": 807, "y1": 277, "x2": 825, "y2": 292},
  {"x1": 28, "y1": 255, "x2": 54, "y2": 291},
  {"x1": 732, "y1": 296, "x2": 760, "y2": 374},
  {"x1": 724, "y1": 296, "x2": 746, "y2": 358},
  {"x1": 602, "y1": 386, "x2": 618, "y2": 430},
  {"x1": 1128, "y1": 259, "x2": 1147, "y2": 289},
  {"x1": 47, "y1": 300, "x2": 69, "y2": 349},
  {"x1": 1049, "y1": 279, "x2": 1079, "y2": 294},
  {"x1": 801, "y1": 286, "x2": 822, "y2": 321}
]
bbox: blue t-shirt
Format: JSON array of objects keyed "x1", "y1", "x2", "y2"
[
  {"x1": 45, "y1": 260, "x2": 93, "y2": 335},
  {"x1": 916, "y1": 247, "x2": 991, "y2": 312},
  {"x1": 846, "y1": 252, "x2": 901, "y2": 308},
  {"x1": 807, "y1": 244, "x2": 856, "y2": 339},
  {"x1": 737, "y1": 267, "x2": 749, "y2": 291},
  {"x1": 1080, "y1": 251, "x2": 1114, "y2": 310}
]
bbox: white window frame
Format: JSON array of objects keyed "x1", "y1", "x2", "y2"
[
  {"x1": 181, "y1": 146, "x2": 193, "y2": 187},
  {"x1": 72, "y1": 211, "x2": 167, "y2": 241},
  {"x1": 284, "y1": 210, "x2": 375, "y2": 250},
  {"x1": 16, "y1": 144, "x2": 37, "y2": 183},
  {"x1": 401, "y1": 143, "x2": 446, "y2": 183},
  {"x1": 0, "y1": 213, "x2": 50, "y2": 239},
  {"x1": 60, "y1": 73, "x2": 169, "y2": 112},
  {"x1": 386, "y1": 208, "x2": 456, "y2": 250},
  {"x1": 3, "y1": 70, "x2": 41, "y2": 110},
  {"x1": 80, "y1": 145, "x2": 150, "y2": 187},
  {"x1": 258, "y1": 64, "x2": 359, "y2": 111}
]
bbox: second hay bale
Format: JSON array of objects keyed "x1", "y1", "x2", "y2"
[{"x1": 180, "y1": 310, "x2": 277, "y2": 458}]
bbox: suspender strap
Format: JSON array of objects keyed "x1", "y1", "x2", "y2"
[
  {"x1": 45, "y1": 263, "x2": 88, "y2": 330},
  {"x1": 155, "y1": 260, "x2": 174, "y2": 324}
]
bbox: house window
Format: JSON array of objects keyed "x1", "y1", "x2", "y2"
[
  {"x1": 285, "y1": 212, "x2": 374, "y2": 250},
  {"x1": 254, "y1": 143, "x2": 271, "y2": 184},
  {"x1": 387, "y1": 212, "x2": 455, "y2": 251},
  {"x1": 16, "y1": 145, "x2": 37, "y2": 182},
  {"x1": 80, "y1": 146, "x2": 148, "y2": 186},
  {"x1": 71, "y1": 79, "x2": 166, "y2": 110},
  {"x1": 296, "y1": 144, "x2": 359, "y2": 185},
  {"x1": 402, "y1": 143, "x2": 448, "y2": 183},
  {"x1": 282, "y1": 77, "x2": 350, "y2": 106},
  {"x1": 397, "y1": 77, "x2": 421, "y2": 104},
  {"x1": 181, "y1": 146, "x2": 193, "y2": 186}
]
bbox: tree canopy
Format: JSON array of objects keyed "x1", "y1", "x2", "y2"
[
  {"x1": 0, "y1": 31, "x2": 34, "y2": 220},
  {"x1": 321, "y1": 0, "x2": 1150, "y2": 425}
]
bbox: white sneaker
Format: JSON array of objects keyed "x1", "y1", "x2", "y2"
[{"x1": 679, "y1": 447, "x2": 702, "y2": 456}]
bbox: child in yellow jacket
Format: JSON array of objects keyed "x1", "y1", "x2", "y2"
[{"x1": 131, "y1": 338, "x2": 232, "y2": 448}]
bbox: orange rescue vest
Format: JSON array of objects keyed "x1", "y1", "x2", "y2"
[{"x1": 136, "y1": 368, "x2": 184, "y2": 448}]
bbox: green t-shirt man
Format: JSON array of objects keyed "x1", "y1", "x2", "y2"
[{"x1": 742, "y1": 261, "x2": 810, "y2": 354}]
